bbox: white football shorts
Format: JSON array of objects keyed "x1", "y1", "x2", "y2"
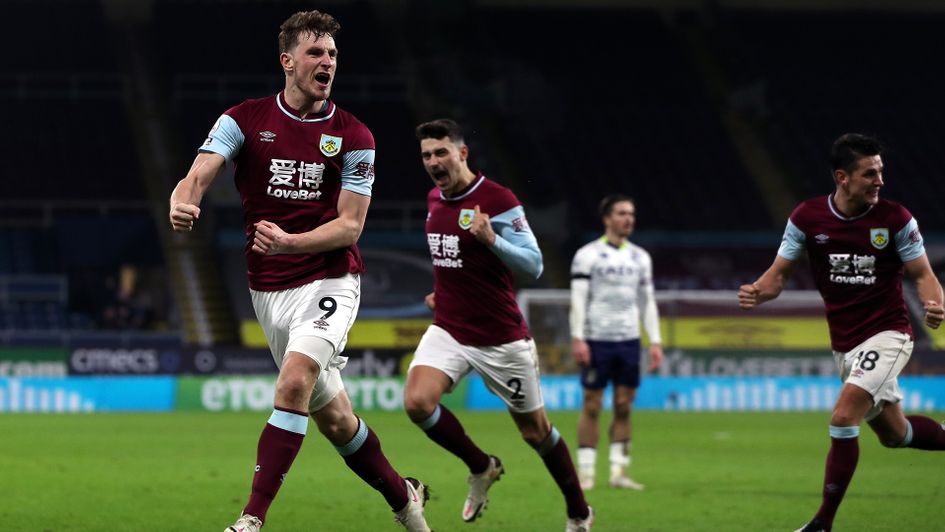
[
  {"x1": 410, "y1": 324, "x2": 544, "y2": 413},
  {"x1": 250, "y1": 273, "x2": 361, "y2": 413},
  {"x1": 833, "y1": 330, "x2": 913, "y2": 421}
]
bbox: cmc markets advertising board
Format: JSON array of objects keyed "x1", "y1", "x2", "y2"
[{"x1": 67, "y1": 347, "x2": 416, "y2": 376}]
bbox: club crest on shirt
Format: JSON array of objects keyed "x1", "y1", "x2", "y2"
[
  {"x1": 870, "y1": 228, "x2": 889, "y2": 249},
  {"x1": 319, "y1": 134, "x2": 342, "y2": 157},
  {"x1": 458, "y1": 208, "x2": 475, "y2": 229}
]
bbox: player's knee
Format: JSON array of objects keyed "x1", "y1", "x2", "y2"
[
  {"x1": 829, "y1": 410, "x2": 860, "y2": 428},
  {"x1": 582, "y1": 396, "x2": 603, "y2": 417},
  {"x1": 403, "y1": 389, "x2": 437, "y2": 422},
  {"x1": 275, "y1": 374, "x2": 313, "y2": 405}
]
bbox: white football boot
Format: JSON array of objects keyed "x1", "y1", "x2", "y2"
[
  {"x1": 609, "y1": 464, "x2": 645, "y2": 490},
  {"x1": 608, "y1": 444, "x2": 644, "y2": 490},
  {"x1": 225, "y1": 514, "x2": 262, "y2": 532},
  {"x1": 394, "y1": 477, "x2": 431, "y2": 532},
  {"x1": 610, "y1": 465, "x2": 644, "y2": 491},
  {"x1": 462, "y1": 455, "x2": 504, "y2": 522}
]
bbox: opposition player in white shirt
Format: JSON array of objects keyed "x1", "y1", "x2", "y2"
[{"x1": 569, "y1": 195, "x2": 662, "y2": 491}]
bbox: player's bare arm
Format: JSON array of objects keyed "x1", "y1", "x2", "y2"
[
  {"x1": 169, "y1": 152, "x2": 226, "y2": 231},
  {"x1": 469, "y1": 205, "x2": 496, "y2": 246},
  {"x1": 252, "y1": 189, "x2": 370, "y2": 255},
  {"x1": 738, "y1": 255, "x2": 797, "y2": 310},
  {"x1": 903, "y1": 254, "x2": 945, "y2": 329}
]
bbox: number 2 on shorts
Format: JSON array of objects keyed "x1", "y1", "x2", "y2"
[{"x1": 507, "y1": 377, "x2": 524, "y2": 399}]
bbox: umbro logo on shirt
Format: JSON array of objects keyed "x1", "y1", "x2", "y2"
[
  {"x1": 815, "y1": 234, "x2": 830, "y2": 244},
  {"x1": 258, "y1": 131, "x2": 276, "y2": 142}
]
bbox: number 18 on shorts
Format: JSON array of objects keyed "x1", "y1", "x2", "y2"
[{"x1": 833, "y1": 330, "x2": 913, "y2": 420}]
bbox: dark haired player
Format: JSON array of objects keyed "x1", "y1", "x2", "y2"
[
  {"x1": 402, "y1": 118, "x2": 594, "y2": 531},
  {"x1": 739, "y1": 133, "x2": 945, "y2": 532}
]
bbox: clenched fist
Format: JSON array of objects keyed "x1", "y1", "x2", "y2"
[
  {"x1": 924, "y1": 300, "x2": 944, "y2": 329},
  {"x1": 738, "y1": 283, "x2": 760, "y2": 310},
  {"x1": 252, "y1": 220, "x2": 294, "y2": 255},
  {"x1": 170, "y1": 203, "x2": 200, "y2": 232}
]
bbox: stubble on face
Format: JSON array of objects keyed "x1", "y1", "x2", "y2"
[
  {"x1": 286, "y1": 32, "x2": 337, "y2": 103},
  {"x1": 607, "y1": 202, "x2": 636, "y2": 238}
]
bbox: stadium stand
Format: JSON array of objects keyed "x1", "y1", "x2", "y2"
[
  {"x1": 707, "y1": 9, "x2": 945, "y2": 228},
  {"x1": 401, "y1": 6, "x2": 773, "y2": 232},
  {"x1": 2, "y1": 1, "x2": 943, "y2": 341}
]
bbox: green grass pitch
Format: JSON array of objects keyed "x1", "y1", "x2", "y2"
[{"x1": 2, "y1": 411, "x2": 942, "y2": 531}]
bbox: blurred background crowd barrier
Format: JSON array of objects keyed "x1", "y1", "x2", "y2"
[{"x1": 3, "y1": 0, "x2": 945, "y2": 412}]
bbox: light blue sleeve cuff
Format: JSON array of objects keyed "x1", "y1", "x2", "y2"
[
  {"x1": 340, "y1": 149, "x2": 375, "y2": 197},
  {"x1": 895, "y1": 218, "x2": 925, "y2": 262},
  {"x1": 490, "y1": 206, "x2": 543, "y2": 279},
  {"x1": 776, "y1": 219, "x2": 805, "y2": 261},
  {"x1": 198, "y1": 114, "x2": 243, "y2": 162}
]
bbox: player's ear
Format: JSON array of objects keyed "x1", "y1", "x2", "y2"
[
  {"x1": 459, "y1": 144, "x2": 469, "y2": 161},
  {"x1": 833, "y1": 169, "x2": 847, "y2": 186},
  {"x1": 280, "y1": 52, "x2": 294, "y2": 73}
]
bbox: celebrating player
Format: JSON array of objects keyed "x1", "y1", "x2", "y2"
[
  {"x1": 570, "y1": 195, "x2": 662, "y2": 491},
  {"x1": 402, "y1": 118, "x2": 593, "y2": 531},
  {"x1": 738, "y1": 133, "x2": 945, "y2": 532},
  {"x1": 169, "y1": 10, "x2": 430, "y2": 532}
]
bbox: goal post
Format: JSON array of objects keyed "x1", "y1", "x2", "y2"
[{"x1": 516, "y1": 289, "x2": 830, "y2": 376}]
